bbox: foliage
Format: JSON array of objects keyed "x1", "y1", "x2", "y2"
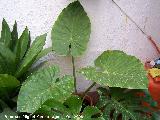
[
  {"x1": 96, "y1": 87, "x2": 154, "y2": 120},
  {"x1": 52, "y1": 1, "x2": 91, "y2": 57},
  {"x1": 37, "y1": 95, "x2": 104, "y2": 120},
  {"x1": 0, "y1": 19, "x2": 52, "y2": 117},
  {"x1": 0, "y1": 19, "x2": 51, "y2": 79},
  {"x1": 17, "y1": 65, "x2": 74, "y2": 113},
  {"x1": 0, "y1": 74, "x2": 19, "y2": 97},
  {"x1": 0, "y1": 108, "x2": 17, "y2": 120},
  {"x1": 0, "y1": 0, "x2": 157, "y2": 120},
  {"x1": 79, "y1": 50, "x2": 148, "y2": 89}
]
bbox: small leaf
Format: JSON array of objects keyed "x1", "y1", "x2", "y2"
[
  {"x1": 52, "y1": 1, "x2": 91, "y2": 57},
  {"x1": 64, "y1": 95, "x2": 82, "y2": 116},
  {"x1": 15, "y1": 34, "x2": 46, "y2": 78},
  {"x1": 0, "y1": 19, "x2": 12, "y2": 48},
  {"x1": 11, "y1": 21, "x2": 18, "y2": 51},
  {"x1": 0, "y1": 74, "x2": 20, "y2": 97},
  {"x1": 82, "y1": 106, "x2": 104, "y2": 120},
  {"x1": 80, "y1": 50, "x2": 148, "y2": 89},
  {"x1": 17, "y1": 65, "x2": 74, "y2": 113}
]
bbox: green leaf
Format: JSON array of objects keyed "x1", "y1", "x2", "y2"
[
  {"x1": 38, "y1": 95, "x2": 82, "y2": 119},
  {"x1": 64, "y1": 95, "x2": 82, "y2": 116},
  {"x1": 15, "y1": 34, "x2": 46, "y2": 78},
  {"x1": 0, "y1": 19, "x2": 12, "y2": 48},
  {"x1": 52, "y1": 1, "x2": 91, "y2": 57},
  {"x1": 152, "y1": 112, "x2": 160, "y2": 120},
  {"x1": 11, "y1": 21, "x2": 18, "y2": 51},
  {"x1": 38, "y1": 95, "x2": 104, "y2": 120},
  {"x1": 18, "y1": 27, "x2": 29, "y2": 59},
  {"x1": 0, "y1": 108, "x2": 17, "y2": 120},
  {"x1": 35, "y1": 47, "x2": 53, "y2": 61},
  {"x1": 17, "y1": 65, "x2": 74, "y2": 113},
  {"x1": 14, "y1": 27, "x2": 29, "y2": 65},
  {"x1": 97, "y1": 87, "x2": 151, "y2": 120},
  {"x1": 79, "y1": 50, "x2": 148, "y2": 89},
  {"x1": 82, "y1": 106, "x2": 104, "y2": 120},
  {"x1": 0, "y1": 74, "x2": 20, "y2": 97},
  {"x1": 0, "y1": 43, "x2": 16, "y2": 74}
]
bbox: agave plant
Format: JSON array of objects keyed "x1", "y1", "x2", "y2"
[{"x1": 0, "y1": 19, "x2": 51, "y2": 114}]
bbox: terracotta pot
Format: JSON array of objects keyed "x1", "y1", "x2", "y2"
[
  {"x1": 148, "y1": 74, "x2": 160, "y2": 107},
  {"x1": 145, "y1": 61, "x2": 160, "y2": 107}
]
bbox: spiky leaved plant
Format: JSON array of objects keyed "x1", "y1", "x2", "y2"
[{"x1": 0, "y1": 19, "x2": 51, "y2": 115}]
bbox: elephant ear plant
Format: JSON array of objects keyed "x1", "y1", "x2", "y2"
[
  {"x1": 0, "y1": 19, "x2": 51, "y2": 117},
  {"x1": 15, "y1": 1, "x2": 158, "y2": 120}
]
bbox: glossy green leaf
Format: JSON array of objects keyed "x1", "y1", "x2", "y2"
[
  {"x1": 52, "y1": 1, "x2": 91, "y2": 57},
  {"x1": 15, "y1": 34, "x2": 46, "y2": 78},
  {"x1": 17, "y1": 66, "x2": 74, "y2": 113},
  {"x1": 80, "y1": 50, "x2": 148, "y2": 89},
  {"x1": 0, "y1": 74, "x2": 20, "y2": 97},
  {"x1": 0, "y1": 19, "x2": 12, "y2": 48},
  {"x1": 11, "y1": 21, "x2": 18, "y2": 51},
  {"x1": 0, "y1": 108, "x2": 17, "y2": 120}
]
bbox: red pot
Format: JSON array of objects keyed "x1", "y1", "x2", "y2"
[
  {"x1": 148, "y1": 74, "x2": 160, "y2": 106},
  {"x1": 145, "y1": 61, "x2": 160, "y2": 107}
]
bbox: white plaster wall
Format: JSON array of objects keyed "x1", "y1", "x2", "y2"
[{"x1": 0, "y1": 0, "x2": 160, "y2": 91}]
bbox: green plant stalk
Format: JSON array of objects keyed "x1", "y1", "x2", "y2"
[
  {"x1": 83, "y1": 82, "x2": 96, "y2": 96},
  {"x1": 71, "y1": 56, "x2": 77, "y2": 93}
]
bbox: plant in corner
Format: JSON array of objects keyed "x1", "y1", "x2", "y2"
[
  {"x1": 15, "y1": 1, "x2": 159, "y2": 120},
  {"x1": 0, "y1": 19, "x2": 52, "y2": 118}
]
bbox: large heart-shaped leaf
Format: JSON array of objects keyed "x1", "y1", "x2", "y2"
[
  {"x1": 79, "y1": 50, "x2": 148, "y2": 89},
  {"x1": 0, "y1": 19, "x2": 12, "y2": 48},
  {"x1": 0, "y1": 74, "x2": 20, "y2": 97},
  {"x1": 17, "y1": 66, "x2": 74, "y2": 113},
  {"x1": 15, "y1": 34, "x2": 46, "y2": 78},
  {"x1": 52, "y1": 1, "x2": 91, "y2": 57}
]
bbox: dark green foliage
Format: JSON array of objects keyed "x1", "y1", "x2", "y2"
[
  {"x1": 0, "y1": 19, "x2": 51, "y2": 115},
  {"x1": 37, "y1": 95, "x2": 104, "y2": 120},
  {"x1": 96, "y1": 87, "x2": 155, "y2": 120},
  {"x1": 0, "y1": 19, "x2": 49, "y2": 79}
]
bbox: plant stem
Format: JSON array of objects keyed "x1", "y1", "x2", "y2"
[
  {"x1": 83, "y1": 82, "x2": 96, "y2": 96},
  {"x1": 71, "y1": 56, "x2": 77, "y2": 93}
]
